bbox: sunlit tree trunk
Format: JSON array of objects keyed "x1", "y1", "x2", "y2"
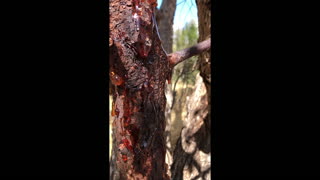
[
  {"x1": 155, "y1": 0, "x2": 177, "y2": 176},
  {"x1": 170, "y1": 0, "x2": 212, "y2": 179}
]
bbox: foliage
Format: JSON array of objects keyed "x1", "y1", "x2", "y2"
[{"x1": 172, "y1": 20, "x2": 199, "y2": 85}]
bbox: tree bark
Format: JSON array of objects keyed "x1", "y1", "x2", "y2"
[
  {"x1": 155, "y1": 1, "x2": 177, "y2": 177},
  {"x1": 170, "y1": 0, "x2": 212, "y2": 179},
  {"x1": 156, "y1": 0, "x2": 177, "y2": 54},
  {"x1": 109, "y1": 0, "x2": 171, "y2": 179},
  {"x1": 197, "y1": 0, "x2": 212, "y2": 140},
  {"x1": 109, "y1": 0, "x2": 212, "y2": 179}
]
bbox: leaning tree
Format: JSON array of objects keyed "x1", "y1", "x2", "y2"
[{"x1": 109, "y1": 0, "x2": 210, "y2": 179}]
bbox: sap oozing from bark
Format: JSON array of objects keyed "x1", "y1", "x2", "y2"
[
  {"x1": 109, "y1": 0, "x2": 171, "y2": 179},
  {"x1": 132, "y1": 0, "x2": 155, "y2": 59},
  {"x1": 110, "y1": 71, "x2": 125, "y2": 86}
]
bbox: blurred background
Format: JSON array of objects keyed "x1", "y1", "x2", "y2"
[{"x1": 110, "y1": 0, "x2": 211, "y2": 179}]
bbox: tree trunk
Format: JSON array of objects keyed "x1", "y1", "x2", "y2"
[
  {"x1": 170, "y1": 0, "x2": 212, "y2": 179},
  {"x1": 155, "y1": 0, "x2": 177, "y2": 177},
  {"x1": 109, "y1": 0, "x2": 171, "y2": 179},
  {"x1": 156, "y1": 0, "x2": 177, "y2": 54},
  {"x1": 197, "y1": 0, "x2": 211, "y2": 138}
]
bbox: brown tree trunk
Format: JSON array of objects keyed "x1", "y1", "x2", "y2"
[
  {"x1": 170, "y1": 0, "x2": 212, "y2": 179},
  {"x1": 109, "y1": 0, "x2": 171, "y2": 179},
  {"x1": 156, "y1": 0, "x2": 177, "y2": 54},
  {"x1": 155, "y1": 0, "x2": 177, "y2": 176},
  {"x1": 197, "y1": 0, "x2": 211, "y2": 137}
]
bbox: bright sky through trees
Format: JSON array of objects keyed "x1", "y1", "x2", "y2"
[{"x1": 157, "y1": 0, "x2": 198, "y2": 30}]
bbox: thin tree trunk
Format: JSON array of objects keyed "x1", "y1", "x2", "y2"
[
  {"x1": 155, "y1": 1, "x2": 177, "y2": 176},
  {"x1": 156, "y1": 0, "x2": 177, "y2": 54}
]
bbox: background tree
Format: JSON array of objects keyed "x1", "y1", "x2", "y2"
[
  {"x1": 171, "y1": 20, "x2": 199, "y2": 109},
  {"x1": 156, "y1": 0, "x2": 177, "y2": 54},
  {"x1": 170, "y1": 0, "x2": 212, "y2": 179},
  {"x1": 168, "y1": 21, "x2": 200, "y2": 158}
]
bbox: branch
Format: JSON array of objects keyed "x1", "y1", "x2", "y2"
[{"x1": 168, "y1": 38, "x2": 211, "y2": 67}]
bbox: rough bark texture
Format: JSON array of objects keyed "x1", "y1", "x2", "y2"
[
  {"x1": 154, "y1": 0, "x2": 177, "y2": 177},
  {"x1": 109, "y1": 0, "x2": 171, "y2": 179},
  {"x1": 197, "y1": 0, "x2": 212, "y2": 145},
  {"x1": 197, "y1": 0, "x2": 211, "y2": 89},
  {"x1": 171, "y1": 74, "x2": 210, "y2": 180},
  {"x1": 170, "y1": 0, "x2": 212, "y2": 179}
]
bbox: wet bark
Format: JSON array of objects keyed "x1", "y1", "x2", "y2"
[
  {"x1": 109, "y1": 0, "x2": 211, "y2": 179},
  {"x1": 109, "y1": 0, "x2": 171, "y2": 179}
]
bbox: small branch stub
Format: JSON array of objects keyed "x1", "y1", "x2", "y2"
[{"x1": 168, "y1": 38, "x2": 211, "y2": 67}]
